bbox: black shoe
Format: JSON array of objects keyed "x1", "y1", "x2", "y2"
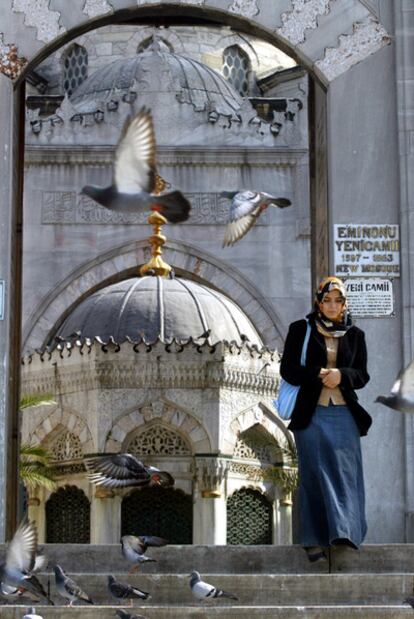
[
  {"x1": 304, "y1": 546, "x2": 327, "y2": 562},
  {"x1": 331, "y1": 538, "x2": 358, "y2": 550}
]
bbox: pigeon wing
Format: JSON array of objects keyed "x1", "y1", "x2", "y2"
[
  {"x1": 223, "y1": 211, "x2": 259, "y2": 247},
  {"x1": 64, "y1": 575, "x2": 93, "y2": 603},
  {"x1": 192, "y1": 579, "x2": 215, "y2": 599},
  {"x1": 140, "y1": 535, "x2": 168, "y2": 548},
  {"x1": 6, "y1": 519, "x2": 37, "y2": 573},
  {"x1": 84, "y1": 454, "x2": 149, "y2": 481},
  {"x1": 114, "y1": 109, "x2": 156, "y2": 194},
  {"x1": 228, "y1": 191, "x2": 260, "y2": 221},
  {"x1": 399, "y1": 360, "x2": 414, "y2": 398}
]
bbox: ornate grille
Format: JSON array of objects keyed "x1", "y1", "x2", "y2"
[
  {"x1": 233, "y1": 438, "x2": 273, "y2": 462},
  {"x1": 49, "y1": 430, "x2": 83, "y2": 462},
  {"x1": 121, "y1": 487, "x2": 192, "y2": 544},
  {"x1": 46, "y1": 485, "x2": 90, "y2": 543},
  {"x1": 222, "y1": 45, "x2": 250, "y2": 96},
  {"x1": 63, "y1": 44, "x2": 88, "y2": 96},
  {"x1": 127, "y1": 425, "x2": 191, "y2": 456},
  {"x1": 227, "y1": 488, "x2": 272, "y2": 545}
]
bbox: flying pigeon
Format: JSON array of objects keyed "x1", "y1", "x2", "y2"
[
  {"x1": 221, "y1": 190, "x2": 291, "y2": 247},
  {"x1": 54, "y1": 564, "x2": 94, "y2": 606},
  {"x1": 115, "y1": 609, "x2": 148, "y2": 619},
  {"x1": 376, "y1": 360, "x2": 414, "y2": 413},
  {"x1": 121, "y1": 535, "x2": 168, "y2": 573},
  {"x1": 108, "y1": 574, "x2": 151, "y2": 606},
  {"x1": 84, "y1": 453, "x2": 174, "y2": 488},
  {"x1": 189, "y1": 570, "x2": 238, "y2": 602},
  {"x1": 81, "y1": 107, "x2": 191, "y2": 223},
  {"x1": 0, "y1": 518, "x2": 53, "y2": 605},
  {"x1": 403, "y1": 596, "x2": 414, "y2": 608},
  {"x1": 22, "y1": 608, "x2": 44, "y2": 619}
]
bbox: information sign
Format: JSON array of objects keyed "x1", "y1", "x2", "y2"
[
  {"x1": 344, "y1": 278, "x2": 394, "y2": 317},
  {"x1": 334, "y1": 224, "x2": 400, "y2": 277}
]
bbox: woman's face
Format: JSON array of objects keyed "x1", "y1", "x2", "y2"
[{"x1": 319, "y1": 289, "x2": 345, "y2": 321}]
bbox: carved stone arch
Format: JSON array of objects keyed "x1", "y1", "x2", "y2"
[
  {"x1": 124, "y1": 420, "x2": 192, "y2": 457},
  {"x1": 105, "y1": 399, "x2": 211, "y2": 454},
  {"x1": 29, "y1": 407, "x2": 94, "y2": 454},
  {"x1": 23, "y1": 239, "x2": 285, "y2": 351}
]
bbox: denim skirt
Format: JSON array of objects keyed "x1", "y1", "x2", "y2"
[{"x1": 293, "y1": 405, "x2": 367, "y2": 548}]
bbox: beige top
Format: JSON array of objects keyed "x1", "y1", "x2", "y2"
[{"x1": 318, "y1": 336, "x2": 346, "y2": 406}]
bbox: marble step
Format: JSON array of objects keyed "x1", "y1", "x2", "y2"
[
  {"x1": 1, "y1": 544, "x2": 411, "y2": 574},
  {"x1": 2, "y1": 573, "x2": 414, "y2": 606},
  {"x1": 0, "y1": 604, "x2": 413, "y2": 619}
]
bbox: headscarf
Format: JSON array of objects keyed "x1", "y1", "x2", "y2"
[{"x1": 311, "y1": 276, "x2": 353, "y2": 337}]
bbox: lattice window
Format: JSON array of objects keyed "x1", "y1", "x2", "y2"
[
  {"x1": 63, "y1": 44, "x2": 88, "y2": 96},
  {"x1": 122, "y1": 487, "x2": 192, "y2": 544},
  {"x1": 233, "y1": 438, "x2": 273, "y2": 463},
  {"x1": 49, "y1": 430, "x2": 83, "y2": 462},
  {"x1": 222, "y1": 45, "x2": 250, "y2": 96},
  {"x1": 227, "y1": 488, "x2": 272, "y2": 545},
  {"x1": 46, "y1": 485, "x2": 90, "y2": 543},
  {"x1": 127, "y1": 425, "x2": 191, "y2": 456}
]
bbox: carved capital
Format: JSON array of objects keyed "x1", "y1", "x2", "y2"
[{"x1": 195, "y1": 456, "x2": 229, "y2": 498}]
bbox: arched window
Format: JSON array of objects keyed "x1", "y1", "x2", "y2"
[
  {"x1": 62, "y1": 44, "x2": 88, "y2": 96},
  {"x1": 46, "y1": 485, "x2": 90, "y2": 543},
  {"x1": 222, "y1": 45, "x2": 251, "y2": 97},
  {"x1": 122, "y1": 487, "x2": 192, "y2": 544},
  {"x1": 227, "y1": 488, "x2": 272, "y2": 544},
  {"x1": 49, "y1": 429, "x2": 83, "y2": 462}
]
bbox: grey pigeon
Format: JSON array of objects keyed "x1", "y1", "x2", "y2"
[
  {"x1": 221, "y1": 190, "x2": 291, "y2": 246},
  {"x1": 403, "y1": 596, "x2": 414, "y2": 608},
  {"x1": 121, "y1": 535, "x2": 168, "y2": 573},
  {"x1": 84, "y1": 453, "x2": 174, "y2": 489},
  {"x1": 189, "y1": 570, "x2": 238, "y2": 602},
  {"x1": 54, "y1": 564, "x2": 94, "y2": 606},
  {"x1": 22, "y1": 608, "x2": 44, "y2": 619},
  {"x1": 376, "y1": 361, "x2": 414, "y2": 413},
  {"x1": 81, "y1": 107, "x2": 191, "y2": 223},
  {"x1": 116, "y1": 609, "x2": 148, "y2": 619},
  {"x1": 0, "y1": 518, "x2": 53, "y2": 605},
  {"x1": 108, "y1": 574, "x2": 151, "y2": 606}
]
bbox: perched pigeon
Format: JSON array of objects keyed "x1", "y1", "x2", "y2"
[
  {"x1": 115, "y1": 609, "x2": 148, "y2": 619},
  {"x1": 189, "y1": 570, "x2": 238, "y2": 602},
  {"x1": 81, "y1": 107, "x2": 191, "y2": 223},
  {"x1": 121, "y1": 535, "x2": 168, "y2": 573},
  {"x1": 54, "y1": 564, "x2": 94, "y2": 606},
  {"x1": 84, "y1": 453, "x2": 174, "y2": 489},
  {"x1": 22, "y1": 608, "x2": 44, "y2": 619},
  {"x1": 403, "y1": 596, "x2": 414, "y2": 608},
  {"x1": 221, "y1": 190, "x2": 291, "y2": 247},
  {"x1": 0, "y1": 518, "x2": 53, "y2": 605},
  {"x1": 376, "y1": 361, "x2": 414, "y2": 413},
  {"x1": 108, "y1": 574, "x2": 151, "y2": 606}
]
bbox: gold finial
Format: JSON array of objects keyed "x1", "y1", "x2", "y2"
[{"x1": 140, "y1": 210, "x2": 172, "y2": 277}]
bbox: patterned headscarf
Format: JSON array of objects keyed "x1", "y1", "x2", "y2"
[{"x1": 313, "y1": 276, "x2": 352, "y2": 337}]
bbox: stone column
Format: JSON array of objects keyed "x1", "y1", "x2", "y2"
[
  {"x1": 193, "y1": 456, "x2": 228, "y2": 544},
  {"x1": 90, "y1": 487, "x2": 121, "y2": 543},
  {"x1": 0, "y1": 75, "x2": 24, "y2": 541}
]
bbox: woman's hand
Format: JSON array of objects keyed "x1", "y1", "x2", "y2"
[{"x1": 321, "y1": 368, "x2": 342, "y2": 389}]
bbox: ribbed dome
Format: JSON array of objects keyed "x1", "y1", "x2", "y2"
[
  {"x1": 55, "y1": 276, "x2": 263, "y2": 347},
  {"x1": 71, "y1": 46, "x2": 244, "y2": 117}
]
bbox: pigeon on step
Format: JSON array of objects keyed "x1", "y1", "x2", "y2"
[
  {"x1": 376, "y1": 361, "x2": 414, "y2": 413},
  {"x1": 108, "y1": 574, "x2": 151, "y2": 606},
  {"x1": 54, "y1": 564, "x2": 94, "y2": 606},
  {"x1": 121, "y1": 535, "x2": 168, "y2": 573},
  {"x1": 115, "y1": 609, "x2": 148, "y2": 619},
  {"x1": 22, "y1": 608, "x2": 44, "y2": 619},
  {"x1": 403, "y1": 596, "x2": 414, "y2": 608},
  {"x1": 189, "y1": 570, "x2": 238, "y2": 602},
  {"x1": 221, "y1": 190, "x2": 291, "y2": 247},
  {"x1": 81, "y1": 107, "x2": 191, "y2": 223},
  {"x1": 84, "y1": 453, "x2": 174, "y2": 488},
  {"x1": 0, "y1": 518, "x2": 53, "y2": 605}
]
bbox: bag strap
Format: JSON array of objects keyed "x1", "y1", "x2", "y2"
[{"x1": 300, "y1": 320, "x2": 311, "y2": 367}]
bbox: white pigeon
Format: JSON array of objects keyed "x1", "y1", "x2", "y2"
[
  {"x1": 221, "y1": 190, "x2": 291, "y2": 247},
  {"x1": 22, "y1": 608, "x2": 44, "y2": 619},
  {"x1": 81, "y1": 107, "x2": 191, "y2": 223},
  {"x1": 189, "y1": 570, "x2": 238, "y2": 602},
  {"x1": 376, "y1": 360, "x2": 414, "y2": 413}
]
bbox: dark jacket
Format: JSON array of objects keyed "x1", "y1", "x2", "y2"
[{"x1": 280, "y1": 317, "x2": 372, "y2": 436}]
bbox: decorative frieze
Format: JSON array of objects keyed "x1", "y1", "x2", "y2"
[
  {"x1": 277, "y1": 0, "x2": 332, "y2": 46},
  {"x1": 315, "y1": 16, "x2": 391, "y2": 81},
  {"x1": 228, "y1": 0, "x2": 259, "y2": 18},
  {"x1": 0, "y1": 34, "x2": 27, "y2": 79},
  {"x1": 83, "y1": 0, "x2": 113, "y2": 18},
  {"x1": 12, "y1": 0, "x2": 65, "y2": 43}
]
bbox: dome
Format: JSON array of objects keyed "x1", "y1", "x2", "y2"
[
  {"x1": 55, "y1": 276, "x2": 263, "y2": 347},
  {"x1": 70, "y1": 44, "x2": 244, "y2": 118}
]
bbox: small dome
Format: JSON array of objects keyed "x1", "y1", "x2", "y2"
[{"x1": 55, "y1": 276, "x2": 263, "y2": 347}]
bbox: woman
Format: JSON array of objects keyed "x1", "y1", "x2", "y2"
[{"x1": 280, "y1": 276, "x2": 371, "y2": 562}]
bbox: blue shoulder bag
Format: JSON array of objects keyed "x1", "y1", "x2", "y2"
[{"x1": 274, "y1": 320, "x2": 311, "y2": 421}]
